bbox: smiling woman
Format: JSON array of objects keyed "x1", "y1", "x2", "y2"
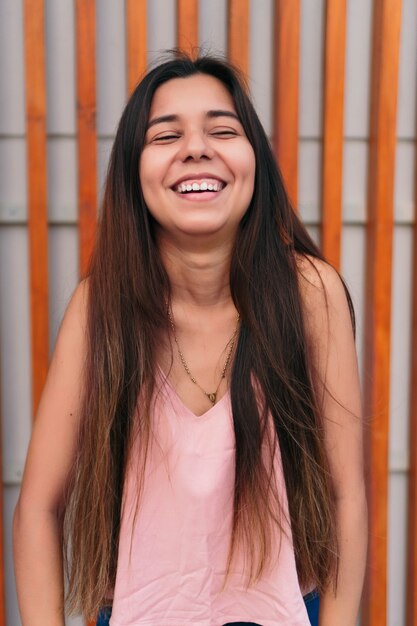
[
  {"x1": 140, "y1": 74, "x2": 255, "y2": 241},
  {"x1": 13, "y1": 52, "x2": 367, "y2": 626}
]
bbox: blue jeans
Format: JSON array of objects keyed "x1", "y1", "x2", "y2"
[{"x1": 96, "y1": 591, "x2": 320, "y2": 626}]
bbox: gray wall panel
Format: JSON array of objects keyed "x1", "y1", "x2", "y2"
[
  {"x1": 388, "y1": 473, "x2": 407, "y2": 626},
  {"x1": 390, "y1": 226, "x2": 413, "y2": 472},
  {"x1": 147, "y1": 0, "x2": 177, "y2": 65},
  {"x1": 306, "y1": 224, "x2": 320, "y2": 247},
  {"x1": 300, "y1": 0, "x2": 324, "y2": 138},
  {"x1": 343, "y1": 140, "x2": 368, "y2": 223},
  {"x1": 397, "y1": 0, "x2": 417, "y2": 139},
  {"x1": 298, "y1": 139, "x2": 321, "y2": 223},
  {"x1": 45, "y1": 0, "x2": 76, "y2": 135},
  {"x1": 4, "y1": 487, "x2": 20, "y2": 626},
  {"x1": 47, "y1": 138, "x2": 78, "y2": 223},
  {"x1": 0, "y1": 0, "x2": 25, "y2": 135},
  {"x1": 97, "y1": 138, "x2": 114, "y2": 205},
  {"x1": 0, "y1": 138, "x2": 27, "y2": 223},
  {"x1": 97, "y1": 0, "x2": 127, "y2": 137},
  {"x1": 199, "y1": 0, "x2": 228, "y2": 56},
  {"x1": 344, "y1": 0, "x2": 372, "y2": 138},
  {"x1": 394, "y1": 141, "x2": 415, "y2": 224},
  {"x1": 0, "y1": 227, "x2": 32, "y2": 484},
  {"x1": 249, "y1": 0, "x2": 273, "y2": 137}
]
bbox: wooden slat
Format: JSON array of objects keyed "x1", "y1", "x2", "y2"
[
  {"x1": 321, "y1": 0, "x2": 346, "y2": 270},
  {"x1": 23, "y1": 0, "x2": 49, "y2": 417},
  {"x1": 177, "y1": 0, "x2": 198, "y2": 53},
  {"x1": 75, "y1": 4, "x2": 96, "y2": 621},
  {"x1": 273, "y1": 0, "x2": 300, "y2": 208},
  {"x1": 76, "y1": 0, "x2": 98, "y2": 278},
  {"x1": 362, "y1": 1, "x2": 402, "y2": 625},
  {"x1": 126, "y1": 0, "x2": 147, "y2": 95},
  {"x1": 227, "y1": 0, "x2": 249, "y2": 76},
  {"x1": 407, "y1": 96, "x2": 417, "y2": 626}
]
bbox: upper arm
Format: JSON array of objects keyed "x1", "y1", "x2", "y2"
[
  {"x1": 296, "y1": 255, "x2": 364, "y2": 501},
  {"x1": 15, "y1": 280, "x2": 89, "y2": 517}
]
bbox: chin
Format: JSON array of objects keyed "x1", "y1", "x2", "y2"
[
  {"x1": 170, "y1": 215, "x2": 229, "y2": 235},
  {"x1": 178, "y1": 224, "x2": 226, "y2": 238}
]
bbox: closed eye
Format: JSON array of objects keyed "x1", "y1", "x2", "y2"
[
  {"x1": 150, "y1": 129, "x2": 238, "y2": 143},
  {"x1": 211, "y1": 130, "x2": 238, "y2": 137},
  {"x1": 152, "y1": 134, "x2": 180, "y2": 142}
]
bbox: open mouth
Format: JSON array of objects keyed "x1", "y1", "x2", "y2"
[
  {"x1": 175, "y1": 181, "x2": 225, "y2": 194},
  {"x1": 171, "y1": 178, "x2": 227, "y2": 197}
]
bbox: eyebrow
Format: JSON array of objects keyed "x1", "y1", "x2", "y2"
[{"x1": 146, "y1": 109, "x2": 241, "y2": 129}]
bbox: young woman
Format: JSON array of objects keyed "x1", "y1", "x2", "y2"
[{"x1": 13, "y1": 53, "x2": 367, "y2": 626}]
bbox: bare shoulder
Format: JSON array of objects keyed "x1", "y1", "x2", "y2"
[
  {"x1": 294, "y1": 253, "x2": 351, "y2": 324},
  {"x1": 295, "y1": 253, "x2": 342, "y2": 296}
]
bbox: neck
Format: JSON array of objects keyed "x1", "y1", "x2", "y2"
[{"x1": 158, "y1": 233, "x2": 234, "y2": 309}]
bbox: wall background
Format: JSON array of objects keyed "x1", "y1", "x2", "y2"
[{"x1": 0, "y1": 0, "x2": 416, "y2": 625}]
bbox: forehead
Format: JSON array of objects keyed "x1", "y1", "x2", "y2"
[{"x1": 148, "y1": 74, "x2": 237, "y2": 119}]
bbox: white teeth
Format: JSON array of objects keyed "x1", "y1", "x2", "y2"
[{"x1": 175, "y1": 180, "x2": 224, "y2": 193}]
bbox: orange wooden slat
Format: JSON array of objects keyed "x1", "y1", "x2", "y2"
[
  {"x1": 321, "y1": 0, "x2": 346, "y2": 270},
  {"x1": 406, "y1": 98, "x2": 417, "y2": 626},
  {"x1": 362, "y1": 1, "x2": 402, "y2": 625},
  {"x1": 273, "y1": 0, "x2": 300, "y2": 208},
  {"x1": 177, "y1": 0, "x2": 198, "y2": 53},
  {"x1": 23, "y1": 0, "x2": 49, "y2": 417},
  {"x1": 76, "y1": 0, "x2": 98, "y2": 278},
  {"x1": 227, "y1": 0, "x2": 249, "y2": 76},
  {"x1": 126, "y1": 0, "x2": 147, "y2": 95}
]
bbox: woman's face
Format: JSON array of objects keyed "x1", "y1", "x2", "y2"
[{"x1": 139, "y1": 74, "x2": 256, "y2": 243}]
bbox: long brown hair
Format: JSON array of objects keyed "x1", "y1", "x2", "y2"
[{"x1": 62, "y1": 51, "x2": 355, "y2": 619}]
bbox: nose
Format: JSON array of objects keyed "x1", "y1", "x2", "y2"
[{"x1": 178, "y1": 130, "x2": 214, "y2": 162}]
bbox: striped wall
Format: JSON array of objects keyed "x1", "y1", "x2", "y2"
[{"x1": 0, "y1": 1, "x2": 416, "y2": 624}]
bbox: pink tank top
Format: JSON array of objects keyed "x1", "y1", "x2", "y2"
[{"x1": 109, "y1": 369, "x2": 311, "y2": 626}]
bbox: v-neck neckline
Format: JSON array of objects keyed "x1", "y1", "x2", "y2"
[{"x1": 156, "y1": 364, "x2": 230, "y2": 419}]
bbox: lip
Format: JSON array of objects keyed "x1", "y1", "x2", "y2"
[{"x1": 170, "y1": 172, "x2": 227, "y2": 188}]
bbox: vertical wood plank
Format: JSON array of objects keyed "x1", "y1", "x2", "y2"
[
  {"x1": 177, "y1": 0, "x2": 198, "y2": 53},
  {"x1": 23, "y1": 0, "x2": 49, "y2": 417},
  {"x1": 273, "y1": 0, "x2": 300, "y2": 208},
  {"x1": 321, "y1": 0, "x2": 346, "y2": 270},
  {"x1": 407, "y1": 101, "x2": 417, "y2": 626},
  {"x1": 227, "y1": 0, "x2": 249, "y2": 76},
  {"x1": 362, "y1": 1, "x2": 402, "y2": 625},
  {"x1": 126, "y1": 0, "x2": 147, "y2": 95},
  {"x1": 76, "y1": 2, "x2": 97, "y2": 623},
  {"x1": 76, "y1": 0, "x2": 97, "y2": 278}
]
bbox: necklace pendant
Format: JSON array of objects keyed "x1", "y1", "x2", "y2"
[{"x1": 207, "y1": 392, "x2": 217, "y2": 405}]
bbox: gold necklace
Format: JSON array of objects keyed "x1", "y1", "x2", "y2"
[{"x1": 167, "y1": 308, "x2": 240, "y2": 406}]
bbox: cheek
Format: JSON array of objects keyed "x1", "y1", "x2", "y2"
[
  {"x1": 139, "y1": 156, "x2": 157, "y2": 194},
  {"x1": 234, "y1": 144, "x2": 256, "y2": 184},
  {"x1": 139, "y1": 160, "x2": 160, "y2": 217},
  {"x1": 139, "y1": 166, "x2": 168, "y2": 224}
]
